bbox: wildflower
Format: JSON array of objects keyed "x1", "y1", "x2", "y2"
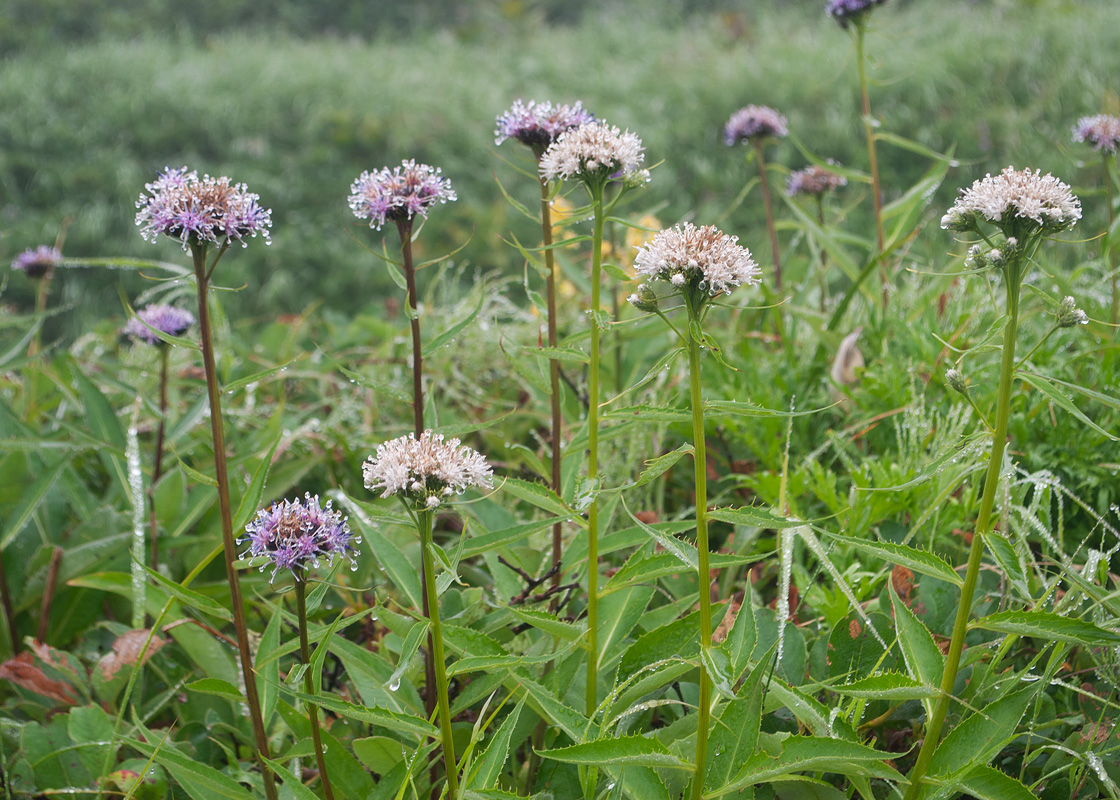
[
  {"x1": 826, "y1": 0, "x2": 888, "y2": 29},
  {"x1": 539, "y1": 122, "x2": 645, "y2": 184},
  {"x1": 11, "y1": 246, "x2": 61, "y2": 279},
  {"x1": 135, "y1": 166, "x2": 271, "y2": 250},
  {"x1": 239, "y1": 493, "x2": 358, "y2": 582},
  {"x1": 1056, "y1": 296, "x2": 1089, "y2": 328},
  {"x1": 363, "y1": 431, "x2": 493, "y2": 509},
  {"x1": 494, "y1": 99, "x2": 595, "y2": 154},
  {"x1": 1073, "y1": 115, "x2": 1120, "y2": 155},
  {"x1": 787, "y1": 165, "x2": 847, "y2": 197},
  {"x1": 941, "y1": 166, "x2": 1081, "y2": 237},
  {"x1": 348, "y1": 160, "x2": 457, "y2": 231},
  {"x1": 633, "y1": 222, "x2": 760, "y2": 298},
  {"x1": 627, "y1": 283, "x2": 660, "y2": 313},
  {"x1": 945, "y1": 368, "x2": 968, "y2": 395},
  {"x1": 125, "y1": 304, "x2": 195, "y2": 346},
  {"x1": 724, "y1": 106, "x2": 788, "y2": 144}
]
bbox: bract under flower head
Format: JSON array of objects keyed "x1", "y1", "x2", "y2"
[
  {"x1": 494, "y1": 99, "x2": 595, "y2": 153},
  {"x1": 941, "y1": 166, "x2": 1081, "y2": 238},
  {"x1": 363, "y1": 430, "x2": 493, "y2": 509},
  {"x1": 11, "y1": 245, "x2": 62, "y2": 278},
  {"x1": 1073, "y1": 115, "x2": 1120, "y2": 155},
  {"x1": 239, "y1": 493, "x2": 358, "y2": 583},
  {"x1": 135, "y1": 166, "x2": 272, "y2": 250},
  {"x1": 826, "y1": 0, "x2": 888, "y2": 29},
  {"x1": 349, "y1": 160, "x2": 457, "y2": 231},
  {"x1": 125, "y1": 303, "x2": 195, "y2": 346},
  {"x1": 724, "y1": 106, "x2": 788, "y2": 144},
  {"x1": 633, "y1": 223, "x2": 761, "y2": 299},
  {"x1": 787, "y1": 165, "x2": 847, "y2": 197},
  {"x1": 539, "y1": 122, "x2": 645, "y2": 185}
]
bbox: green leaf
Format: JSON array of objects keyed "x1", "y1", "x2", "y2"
[
  {"x1": 506, "y1": 606, "x2": 585, "y2": 641},
  {"x1": 722, "y1": 598, "x2": 757, "y2": 682},
  {"x1": 263, "y1": 756, "x2": 320, "y2": 800},
  {"x1": 954, "y1": 765, "x2": 1039, "y2": 800},
  {"x1": 423, "y1": 290, "x2": 484, "y2": 357},
  {"x1": 1, "y1": 456, "x2": 70, "y2": 549},
  {"x1": 619, "y1": 610, "x2": 700, "y2": 681},
  {"x1": 73, "y1": 371, "x2": 129, "y2": 498},
  {"x1": 222, "y1": 355, "x2": 305, "y2": 394},
  {"x1": 125, "y1": 737, "x2": 256, "y2": 800},
  {"x1": 538, "y1": 735, "x2": 693, "y2": 770},
  {"x1": 708, "y1": 505, "x2": 803, "y2": 529},
  {"x1": 602, "y1": 405, "x2": 691, "y2": 423},
  {"x1": 623, "y1": 502, "x2": 697, "y2": 570},
  {"x1": 279, "y1": 686, "x2": 437, "y2": 740},
  {"x1": 928, "y1": 684, "x2": 1040, "y2": 778},
  {"x1": 353, "y1": 736, "x2": 408, "y2": 775},
  {"x1": 499, "y1": 477, "x2": 572, "y2": 517},
  {"x1": 890, "y1": 583, "x2": 944, "y2": 718},
  {"x1": 258, "y1": 604, "x2": 282, "y2": 727},
  {"x1": 971, "y1": 611, "x2": 1120, "y2": 645},
  {"x1": 140, "y1": 566, "x2": 232, "y2": 620},
  {"x1": 231, "y1": 423, "x2": 284, "y2": 531},
  {"x1": 822, "y1": 532, "x2": 963, "y2": 587},
  {"x1": 387, "y1": 620, "x2": 429, "y2": 691},
  {"x1": 705, "y1": 654, "x2": 768, "y2": 791},
  {"x1": 715, "y1": 736, "x2": 901, "y2": 796},
  {"x1": 466, "y1": 698, "x2": 525, "y2": 790},
  {"x1": 185, "y1": 678, "x2": 244, "y2": 702},
  {"x1": 617, "y1": 443, "x2": 693, "y2": 490},
  {"x1": 337, "y1": 491, "x2": 422, "y2": 608},
  {"x1": 462, "y1": 517, "x2": 573, "y2": 558},
  {"x1": 529, "y1": 345, "x2": 590, "y2": 364},
  {"x1": 828, "y1": 673, "x2": 939, "y2": 700},
  {"x1": 1019, "y1": 371, "x2": 1119, "y2": 441}
]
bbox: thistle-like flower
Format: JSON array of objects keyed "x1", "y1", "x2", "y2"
[
  {"x1": 363, "y1": 431, "x2": 493, "y2": 509},
  {"x1": 348, "y1": 160, "x2": 457, "y2": 231},
  {"x1": 945, "y1": 368, "x2": 968, "y2": 395},
  {"x1": 494, "y1": 99, "x2": 595, "y2": 154},
  {"x1": 1056, "y1": 296, "x2": 1089, "y2": 328},
  {"x1": 826, "y1": 0, "x2": 888, "y2": 29},
  {"x1": 239, "y1": 494, "x2": 359, "y2": 582},
  {"x1": 632, "y1": 222, "x2": 760, "y2": 300},
  {"x1": 941, "y1": 166, "x2": 1081, "y2": 237},
  {"x1": 539, "y1": 122, "x2": 645, "y2": 184},
  {"x1": 787, "y1": 165, "x2": 847, "y2": 197},
  {"x1": 1073, "y1": 115, "x2": 1120, "y2": 155},
  {"x1": 724, "y1": 106, "x2": 788, "y2": 145},
  {"x1": 135, "y1": 166, "x2": 272, "y2": 249},
  {"x1": 11, "y1": 246, "x2": 62, "y2": 278},
  {"x1": 125, "y1": 304, "x2": 195, "y2": 345}
]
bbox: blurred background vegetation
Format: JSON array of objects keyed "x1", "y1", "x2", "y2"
[{"x1": 2, "y1": 0, "x2": 1119, "y2": 339}]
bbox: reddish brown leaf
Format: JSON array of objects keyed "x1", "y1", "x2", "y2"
[
  {"x1": 97, "y1": 629, "x2": 167, "y2": 682},
  {"x1": 0, "y1": 651, "x2": 78, "y2": 704}
]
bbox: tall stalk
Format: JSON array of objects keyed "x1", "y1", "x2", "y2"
[
  {"x1": 539, "y1": 176, "x2": 565, "y2": 595},
  {"x1": 855, "y1": 25, "x2": 886, "y2": 302},
  {"x1": 190, "y1": 242, "x2": 278, "y2": 800},
  {"x1": 419, "y1": 510, "x2": 460, "y2": 799},
  {"x1": 149, "y1": 346, "x2": 170, "y2": 573},
  {"x1": 903, "y1": 259, "x2": 1023, "y2": 800},
  {"x1": 585, "y1": 184, "x2": 606, "y2": 718},
  {"x1": 294, "y1": 578, "x2": 336, "y2": 800}
]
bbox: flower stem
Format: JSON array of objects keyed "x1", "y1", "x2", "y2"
[
  {"x1": 753, "y1": 139, "x2": 782, "y2": 292},
  {"x1": 856, "y1": 25, "x2": 886, "y2": 301},
  {"x1": 149, "y1": 346, "x2": 170, "y2": 573},
  {"x1": 1103, "y1": 152, "x2": 1117, "y2": 326},
  {"x1": 419, "y1": 510, "x2": 459, "y2": 799},
  {"x1": 539, "y1": 175, "x2": 565, "y2": 596},
  {"x1": 816, "y1": 196, "x2": 830, "y2": 312},
  {"x1": 686, "y1": 330, "x2": 712, "y2": 800},
  {"x1": 295, "y1": 578, "x2": 335, "y2": 800},
  {"x1": 903, "y1": 263, "x2": 1021, "y2": 800},
  {"x1": 190, "y1": 243, "x2": 278, "y2": 800},
  {"x1": 586, "y1": 185, "x2": 605, "y2": 719}
]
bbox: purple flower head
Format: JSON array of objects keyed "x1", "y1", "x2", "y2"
[
  {"x1": 494, "y1": 100, "x2": 595, "y2": 155},
  {"x1": 348, "y1": 160, "x2": 457, "y2": 232},
  {"x1": 135, "y1": 166, "x2": 272, "y2": 250},
  {"x1": 125, "y1": 303, "x2": 195, "y2": 346},
  {"x1": 826, "y1": 0, "x2": 888, "y2": 29},
  {"x1": 787, "y1": 165, "x2": 847, "y2": 197},
  {"x1": 11, "y1": 246, "x2": 62, "y2": 279},
  {"x1": 724, "y1": 106, "x2": 788, "y2": 145},
  {"x1": 1073, "y1": 115, "x2": 1120, "y2": 155},
  {"x1": 238, "y1": 493, "x2": 359, "y2": 583}
]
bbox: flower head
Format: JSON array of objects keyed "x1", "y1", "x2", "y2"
[
  {"x1": 941, "y1": 166, "x2": 1081, "y2": 237},
  {"x1": 125, "y1": 303, "x2": 195, "y2": 346},
  {"x1": 11, "y1": 246, "x2": 62, "y2": 278},
  {"x1": 1056, "y1": 296, "x2": 1089, "y2": 328},
  {"x1": 724, "y1": 106, "x2": 788, "y2": 145},
  {"x1": 1073, "y1": 115, "x2": 1120, "y2": 155},
  {"x1": 787, "y1": 165, "x2": 847, "y2": 197},
  {"x1": 495, "y1": 99, "x2": 595, "y2": 154},
  {"x1": 945, "y1": 368, "x2": 968, "y2": 395},
  {"x1": 539, "y1": 122, "x2": 645, "y2": 185},
  {"x1": 826, "y1": 0, "x2": 888, "y2": 29},
  {"x1": 349, "y1": 160, "x2": 457, "y2": 231},
  {"x1": 363, "y1": 431, "x2": 493, "y2": 509},
  {"x1": 239, "y1": 493, "x2": 358, "y2": 583},
  {"x1": 135, "y1": 166, "x2": 271, "y2": 250},
  {"x1": 633, "y1": 223, "x2": 761, "y2": 299}
]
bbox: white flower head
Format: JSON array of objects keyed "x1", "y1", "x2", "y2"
[
  {"x1": 363, "y1": 430, "x2": 493, "y2": 508},
  {"x1": 633, "y1": 222, "x2": 761, "y2": 298},
  {"x1": 539, "y1": 122, "x2": 645, "y2": 184},
  {"x1": 943, "y1": 166, "x2": 1080, "y2": 237}
]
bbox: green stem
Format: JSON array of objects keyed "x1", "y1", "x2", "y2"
[
  {"x1": 1104, "y1": 152, "x2": 1117, "y2": 326},
  {"x1": 149, "y1": 347, "x2": 170, "y2": 574},
  {"x1": 295, "y1": 579, "x2": 335, "y2": 800},
  {"x1": 856, "y1": 25, "x2": 886, "y2": 300},
  {"x1": 540, "y1": 175, "x2": 565, "y2": 597},
  {"x1": 753, "y1": 139, "x2": 782, "y2": 292},
  {"x1": 586, "y1": 185, "x2": 605, "y2": 719},
  {"x1": 420, "y1": 510, "x2": 459, "y2": 799},
  {"x1": 903, "y1": 263, "x2": 1021, "y2": 800},
  {"x1": 191, "y1": 243, "x2": 278, "y2": 800},
  {"x1": 687, "y1": 331, "x2": 712, "y2": 800},
  {"x1": 816, "y1": 196, "x2": 829, "y2": 313}
]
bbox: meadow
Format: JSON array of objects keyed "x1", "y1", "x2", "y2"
[{"x1": 2, "y1": 1, "x2": 1120, "y2": 798}]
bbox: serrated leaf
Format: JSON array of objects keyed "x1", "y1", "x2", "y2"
[
  {"x1": 823, "y1": 531, "x2": 963, "y2": 587},
  {"x1": 467, "y1": 697, "x2": 524, "y2": 790},
  {"x1": 971, "y1": 611, "x2": 1120, "y2": 645},
  {"x1": 602, "y1": 404, "x2": 691, "y2": 423},
  {"x1": 140, "y1": 565, "x2": 232, "y2": 620},
  {"x1": 829, "y1": 673, "x2": 938, "y2": 700},
  {"x1": 623, "y1": 502, "x2": 697, "y2": 570},
  {"x1": 499, "y1": 476, "x2": 571, "y2": 517},
  {"x1": 125, "y1": 737, "x2": 256, "y2": 800},
  {"x1": 706, "y1": 653, "x2": 769, "y2": 791},
  {"x1": 506, "y1": 606, "x2": 585, "y2": 641},
  {"x1": 953, "y1": 765, "x2": 1038, "y2": 800},
  {"x1": 1019, "y1": 371, "x2": 1119, "y2": 441},
  {"x1": 618, "y1": 443, "x2": 693, "y2": 490},
  {"x1": 263, "y1": 756, "x2": 320, "y2": 800},
  {"x1": 185, "y1": 677, "x2": 244, "y2": 701},
  {"x1": 890, "y1": 583, "x2": 944, "y2": 718},
  {"x1": 715, "y1": 736, "x2": 902, "y2": 796},
  {"x1": 538, "y1": 735, "x2": 692, "y2": 770},
  {"x1": 927, "y1": 685, "x2": 1040, "y2": 780},
  {"x1": 708, "y1": 505, "x2": 803, "y2": 529},
  {"x1": 463, "y1": 516, "x2": 573, "y2": 558},
  {"x1": 280, "y1": 686, "x2": 437, "y2": 740}
]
